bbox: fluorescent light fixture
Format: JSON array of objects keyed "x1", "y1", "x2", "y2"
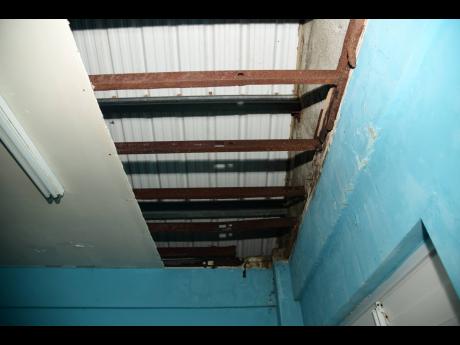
[
  {"x1": 0, "y1": 95, "x2": 64, "y2": 203},
  {"x1": 371, "y1": 301, "x2": 389, "y2": 326}
]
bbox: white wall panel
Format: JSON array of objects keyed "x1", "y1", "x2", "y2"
[{"x1": 344, "y1": 242, "x2": 460, "y2": 326}]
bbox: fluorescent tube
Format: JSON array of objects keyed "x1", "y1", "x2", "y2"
[{"x1": 0, "y1": 95, "x2": 64, "y2": 203}]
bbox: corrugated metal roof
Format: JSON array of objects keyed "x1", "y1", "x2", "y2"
[{"x1": 71, "y1": 20, "x2": 300, "y2": 258}]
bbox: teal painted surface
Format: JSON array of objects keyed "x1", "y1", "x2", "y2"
[
  {"x1": 0, "y1": 308, "x2": 277, "y2": 326},
  {"x1": 0, "y1": 267, "x2": 277, "y2": 325},
  {"x1": 289, "y1": 19, "x2": 460, "y2": 325},
  {"x1": 273, "y1": 261, "x2": 303, "y2": 325}
]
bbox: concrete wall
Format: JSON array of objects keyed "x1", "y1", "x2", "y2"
[
  {"x1": 289, "y1": 19, "x2": 349, "y2": 186},
  {"x1": 282, "y1": 19, "x2": 349, "y2": 252},
  {"x1": 289, "y1": 19, "x2": 460, "y2": 325},
  {"x1": 293, "y1": 19, "x2": 349, "y2": 143}
]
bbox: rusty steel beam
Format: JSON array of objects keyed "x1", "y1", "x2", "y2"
[
  {"x1": 89, "y1": 70, "x2": 340, "y2": 91},
  {"x1": 158, "y1": 246, "x2": 237, "y2": 259},
  {"x1": 134, "y1": 186, "x2": 306, "y2": 200},
  {"x1": 148, "y1": 217, "x2": 297, "y2": 241},
  {"x1": 116, "y1": 139, "x2": 320, "y2": 154},
  {"x1": 337, "y1": 19, "x2": 367, "y2": 71},
  {"x1": 320, "y1": 19, "x2": 366, "y2": 139}
]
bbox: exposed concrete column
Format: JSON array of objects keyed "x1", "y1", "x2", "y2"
[{"x1": 280, "y1": 20, "x2": 350, "y2": 256}]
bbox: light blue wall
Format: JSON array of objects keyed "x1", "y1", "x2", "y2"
[
  {"x1": 0, "y1": 267, "x2": 278, "y2": 325},
  {"x1": 273, "y1": 261, "x2": 304, "y2": 325},
  {"x1": 289, "y1": 19, "x2": 460, "y2": 325}
]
